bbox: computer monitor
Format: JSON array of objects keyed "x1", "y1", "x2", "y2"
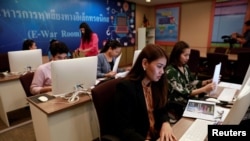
[
  {"x1": 241, "y1": 64, "x2": 250, "y2": 89},
  {"x1": 223, "y1": 77, "x2": 250, "y2": 125},
  {"x1": 112, "y1": 53, "x2": 122, "y2": 73},
  {"x1": 8, "y1": 49, "x2": 43, "y2": 74},
  {"x1": 51, "y1": 56, "x2": 97, "y2": 96},
  {"x1": 132, "y1": 49, "x2": 141, "y2": 66}
]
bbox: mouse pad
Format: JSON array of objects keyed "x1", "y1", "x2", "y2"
[{"x1": 29, "y1": 93, "x2": 55, "y2": 104}]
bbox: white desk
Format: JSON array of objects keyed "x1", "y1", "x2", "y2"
[
  {"x1": 0, "y1": 74, "x2": 28, "y2": 127},
  {"x1": 27, "y1": 94, "x2": 99, "y2": 141}
]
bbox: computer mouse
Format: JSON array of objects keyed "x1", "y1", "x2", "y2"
[
  {"x1": 205, "y1": 98, "x2": 220, "y2": 103},
  {"x1": 38, "y1": 96, "x2": 48, "y2": 102}
]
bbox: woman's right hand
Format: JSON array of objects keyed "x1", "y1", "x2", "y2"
[
  {"x1": 105, "y1": 71, "x2": 117, "y2": 78},
  {"x1": 203, "y1": 82, "x2": 216, "y2": 93}
]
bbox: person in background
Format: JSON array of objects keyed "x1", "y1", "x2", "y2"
[
  {"x1": 231, "y1": 20, "x2": 250, "y2": 48},
  {"x1": 166, "y1": 41, "x2": 215, "y2": 117},
  {"x1": 114, "y1": 44, "x2": 177, "y2": 141},
  {"x1": 97, "y1": 40, "x2": 129, "y2": 78},
  {"x1": 48, "y1": 39, "x2": 71, "y2": 60},
  {"x1": 75, "y1": 22, "x2": 99, "y2": 57},
  {"x1": 22, "y1": 39, "x2": 37, "y2": 50},
  {"x1": 30, "y1": 41, "x2": 69, "y2": 95}
]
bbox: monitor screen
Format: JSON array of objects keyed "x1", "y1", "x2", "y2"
[
  {"x1": 8, "y1": 49, "x2": 43, "y2": 74},
  {"x1": 51, "y1": 56, "x2": 97, "y2": 96},
  {"x1": 117, "y1": 16, "x2": 127, "y2": 26},
  {"x1": 223, "y1": 77, "x2": 250, "y2": 125}
]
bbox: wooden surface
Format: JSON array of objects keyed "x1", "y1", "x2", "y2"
[{"x1": 27, "y1": 94, "x2": 92, "y2": 115}]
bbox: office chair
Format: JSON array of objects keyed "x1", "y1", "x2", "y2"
[
  {"x1": 214, "y1": 47, "x2": 228, "y2": 54},
  {"x1": 0, "y1": 53, "x2": 10, "y2": 72},
  {"x1": 91, "y1": 78, "x2": 122, "y2": 141},
  {"x1": 19, "y1": 71, "x2": 34, "y2": 97},
  {"x1": 198, "y1": 53, "x2": 230, "y2": 81},
  {"x1": 187, "y1": 49, "x2": 200, "y2": 78},
  {"x1": 232, "y1": 52, "x2": 250, "y2": 84}
]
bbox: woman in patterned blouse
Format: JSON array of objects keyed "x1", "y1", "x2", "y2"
[{"x1": 166, "y1": 41, "x2": 215, "y2": 117}]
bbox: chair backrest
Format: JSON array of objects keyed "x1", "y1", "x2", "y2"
[
  {"x1": 0, "y1": 53, "x2": 10, "y2": 72},
  {"x1": 187, "y1": 49, "x2": 200, "y2": 77},
  {"x1": 214, "y1": 47, "x2": 228, "y2": 54},
  {"x1": 234, "y1": 52, "x2": 250, "y2": 84},
  {"x1": 91, "y1": 78, "x2": 123, "y2": 137},
  {"x1": 206, "y1": 53, "x2": 229, "y2": 77},
  {"x1": 19, "y1": 71, "x2": 34, "y2": 97}
]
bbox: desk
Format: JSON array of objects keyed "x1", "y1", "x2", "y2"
[
  {"x1": 27, "y1": 94, "x2": 99, "y2": 141},
  {"x1": 0, "y1": 74, "x2": 28, "y2": 127},
  {"x1": 172, "y1": 86, "x2": 239, "y2": 140}
]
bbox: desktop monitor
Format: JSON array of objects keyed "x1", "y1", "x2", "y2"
[
  {"x1": 112, "y1": 53, "x2": 122, "y2": 73},
  {"x1": 51, "y1": 56, "x2": 97, "y2": 96},
  {"x1": 241, "y1": 64, "x2": 250, "y2": 89},
  {"x1": 8, "y1": 49, "x2": 43, "y2": 74},
  {"x1": 223, "y1": 77, "x2": 250, "y2": 125},
  {"x1": 132, "y1": 49, "x2": 141, "y2": 66}
]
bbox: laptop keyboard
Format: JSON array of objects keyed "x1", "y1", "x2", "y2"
[{"x1": 179, "y1": 119, "x2": 214, "y2": 141}]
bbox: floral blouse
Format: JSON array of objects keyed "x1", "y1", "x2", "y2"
[{"x1": 166, "y1": 64, "x2": 202, "y2": 106}]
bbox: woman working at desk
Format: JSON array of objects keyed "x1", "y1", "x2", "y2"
[
  {"x1": 97, "y1": 40, "x2": 130, "y2": 78},
  {"x1": 114, "y1": 44, "x2": 176, "y2": 141},
  {"x1": 166, "y1": 41, "x2": 215, "y2": 118}
]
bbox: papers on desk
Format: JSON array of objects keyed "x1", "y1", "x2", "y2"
[{"x1": 182, "y1": 99, "x2": 230, "y2": 122}]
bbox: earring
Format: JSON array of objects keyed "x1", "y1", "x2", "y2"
[{"x1": 143, "y1": 67, "x2": 146, "y2": 71}]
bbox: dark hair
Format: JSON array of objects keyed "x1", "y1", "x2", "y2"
[
  {"x1": 100, "y1": 40, "x2": 122, "y2": 53},
  {"x1": 79, "y1": 22, "x2": 93, "y2": 43},
  {"x1": 50, "y1": 39, "x2": 59, "y2": 45},
  {"x1": 22, "y1": 39, "x2": 35, "y2": 50},
  {"x1": 245, "y1": 20, "x2": 250, "y2": 26},
  {"x1": 169, "y1": 41, "x2": 190, "y2": 66},
  {"x1": 126, "y1": 44, "x2": 168, "y2": 108},
  {"x1": 50, "y1": 41, "x2": 69, "y2": 57}
]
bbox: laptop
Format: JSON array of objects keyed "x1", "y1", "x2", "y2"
[{"x1": 182, "y1": 99, "x2": 229, "y2": 121}]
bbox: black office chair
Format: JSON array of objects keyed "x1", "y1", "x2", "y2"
[
  {"x1": 198, "y1": 53, "x2": 230, "y2": 81},
  {"x1": 91, "y1": 78, "x2": 122, "y2": 141},
  {"x1": 187, "y1": 49, "x2": 200, "y2": 78},
  {"x1": 0, "y1": 53, "x2": 10, "y2": 72},
  {"x1": 19, "y1": 71, "x2": 35, "y2": 97},
  {"x1": 232, "y1": 52, "x2": 250, "y2": 84},
  {"x1": 214, "y1": 47, "x2": 228, "y2": 54}
]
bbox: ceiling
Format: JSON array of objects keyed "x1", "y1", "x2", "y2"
[{"x1": 126, "y1": 0, "x2": 198, "y2": 6}]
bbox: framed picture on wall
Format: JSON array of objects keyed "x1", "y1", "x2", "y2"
[{"x1": 155, "y1": 4, "x2": 180, "y2": 45}]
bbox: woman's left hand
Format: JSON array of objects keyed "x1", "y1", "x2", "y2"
[{"x1": 158, "y1": 122, "x2": 177, "y2": 141}]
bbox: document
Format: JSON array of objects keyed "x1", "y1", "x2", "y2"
[{"x1": 210, "y1": 62, "x2": 221, "y2": 95}]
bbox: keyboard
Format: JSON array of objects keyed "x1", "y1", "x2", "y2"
[
  {"x1": 179, "y1": 119, "x2": 214, "y2": 141},
  {"x1": 217, "y1": 88, "x2": 237, "y2": 102}
]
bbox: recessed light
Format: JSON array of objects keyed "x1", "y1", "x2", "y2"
[{"x1": 146, "y1": 0, "x2": 151, "y2": 2}]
